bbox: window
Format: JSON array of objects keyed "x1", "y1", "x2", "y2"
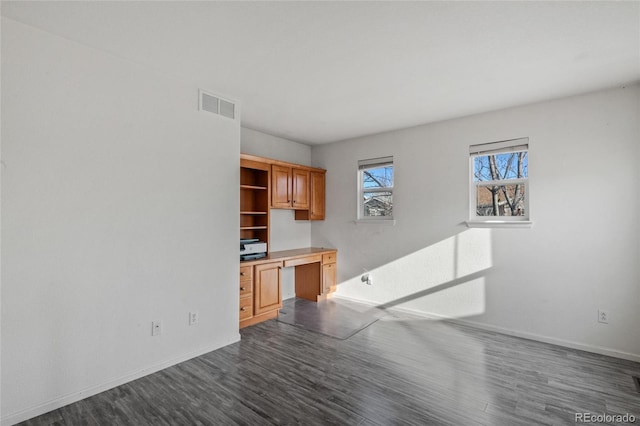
[
  {"x1": 358, "y1": 156, "x2": 394, "y2": 220},
  {"x1": 469, "y1": 138, "x2": 529, "y2": 225}
]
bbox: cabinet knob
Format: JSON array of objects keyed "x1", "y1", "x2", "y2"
[
  {"x1": 240, "y1": 272, "x2": 246, "y2": 276},
  {"x1": 293, "y1": 200, "x2": 297, "y2": 204},
  {"x1": 241, "y1": 307, "x2": 247, "y2": 311},
  {"x1": 240, "y1": 287, "x2": 246, "y2": 291}
]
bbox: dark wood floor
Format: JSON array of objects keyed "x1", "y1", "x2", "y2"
[{"x1": 19, "y1": 303, "x2": 640, "y2": 425}]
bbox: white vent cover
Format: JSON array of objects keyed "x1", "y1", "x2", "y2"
[{"x1": 199, "y1": 90, "x2": 236, "y2": 120}]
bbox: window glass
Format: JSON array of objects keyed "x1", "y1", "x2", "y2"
[
  {"x1": 473, "y1": 151, "x2": 528, "y2": 217},
  {"x1": 358, "y1": 158, "x2": 394, "y2": 220},
  {"x1": 469, "y1": 139, "x2": 529, "y2": 221}
]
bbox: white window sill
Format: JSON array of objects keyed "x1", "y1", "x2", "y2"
[
  {"x1": 466, "y1": 220, "x2": 533, "y2": 229},
  {"x1": 355, "y1": 219, "x2": 397, "y2": 226}
]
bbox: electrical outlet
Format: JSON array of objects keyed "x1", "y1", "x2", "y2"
[
  {"x1": 189, "y1": 311, "x2": 199, "y2": 326},
  {"x1": 152, "y1": 320, "x2": 163, "y2": 336},
  {"x1": 598, "y1": 309, "x2": 609, "y2": 324}
]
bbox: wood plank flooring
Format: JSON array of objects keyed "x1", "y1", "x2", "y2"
[
  {"x1": 277, "y1": 297, "x2": 386, "y2": 339},
  {"x1": 19, "y1": 305, "x2": 640, "y2": 425}
]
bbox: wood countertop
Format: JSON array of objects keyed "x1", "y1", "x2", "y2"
[{"x1": 240, "y1": 247, "x2": 336, "y2": 266}]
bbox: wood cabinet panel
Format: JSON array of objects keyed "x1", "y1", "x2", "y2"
[
  {"x1": 271, "y1": 165, "x2": 291, "y2": 208},
  {"x1": 254, "y1": 261, "x2": 283, "y2": 315},
  {"x1": 322, "y1": 262, "x2": 337, "y2": 295},
  {"x1": 292, "y1": 168, "x2": 310, "y2": 209},
  {"x1": 295, "y1": 262, "x2": 321, "y2": 302},
  {"x1": 295, "y1": 171, "x2": 325, "y2": 220},
  {"x1": 309, "y1": 171, "x2": 325, "y2": 220}
]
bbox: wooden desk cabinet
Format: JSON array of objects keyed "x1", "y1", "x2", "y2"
[
  {"x1": 238, "y1": 261, "x2": 282, "y2": 329},
  {"x1": 239, "y1": 154, "x2": 332, "y2": 329},
  {"x1": 240, "y1": 248, "x2": 337, "y2": 329}
]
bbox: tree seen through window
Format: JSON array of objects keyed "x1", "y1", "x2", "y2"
[{"x1": 473, "y1": 151, "x2": 528, "y2": 217}]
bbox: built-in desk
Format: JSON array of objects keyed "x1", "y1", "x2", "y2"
[{"x1": 239, "y1": 247, "x2": 337, "y2": 328}]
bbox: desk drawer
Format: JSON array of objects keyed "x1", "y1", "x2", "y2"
[
  {"x1": 284, "y1": 254, "x2": 322, "y2": 268},
  {"x1": 239, "y1": 281, "x2": 252, "y2": 297},
  {"x1": 322, "y1": 252, "x2": 336, "y2": 264},
  {"x1": 239, "y1": 265, "x2": 253, "y2": 282},
  {"x1": 240, "y1": 296, "x2": 253, "y2": 320}
]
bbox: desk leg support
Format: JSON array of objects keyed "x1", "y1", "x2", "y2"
[{"x1": 294, "y1": 262, "x2": 321, "y2": 301}]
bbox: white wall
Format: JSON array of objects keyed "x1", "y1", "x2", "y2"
[
  {"x1": 241, "y1": 127, "x2": 311, "y2": 166},
  {"x1": 311, "y1": 84, "x2": 640, "y2": 361},
  {"x1": 1, "y1": 18, "x2": 241, "y2": 425},
  {"x1": 241, "y1": 127, "x2": 312, "y2": 299},
  {"x1": 0, "y1": 12, "x2": 3, "y2": 422}
]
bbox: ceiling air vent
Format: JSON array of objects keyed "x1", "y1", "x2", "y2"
[{"x1": 199, "y1": 90, "x2": 236, "y2": 120}]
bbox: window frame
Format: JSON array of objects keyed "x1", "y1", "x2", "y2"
[
  {"x1": 357, "y1": 156, "x2": 394, "y2": 222},
  {"x1": 467, "y1": 138, "x2": 531, "y2": 228}
]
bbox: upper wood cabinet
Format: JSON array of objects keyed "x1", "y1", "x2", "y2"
[
  {"x1": 292, "y1": 168, "x2": 310, "y2": 209},
  {"x1": 240, "y1": 153, "x2": 325, "y2": 220},
  {"x1": 295, "y1": 171, "x2": 325, "y2": 221},
  {"x1": 271, "y1": 165, "x2": 292, "y2": 208},
  {"x1": 271, "y1": 165, "x2": 309, "y2": 210}
]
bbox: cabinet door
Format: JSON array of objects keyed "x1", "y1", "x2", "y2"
[
  {"x1": 271, "y1": 165, "x2": 292, "y2": 208},
  {"x1": 254, "y1": 262, "x2": 282, "y2": 315},
  {"x1": 322, "y1": 262, "x2": 336, "y2": 294},
  {"x1": 292, "y1": 168, "x2": 310, "y2": 209},
  {"x1": 309, "y1": 171, "x2": 325, "y2": 220}
]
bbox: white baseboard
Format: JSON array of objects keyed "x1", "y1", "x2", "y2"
[
  {"x1": 332, "y1": 294, "x2": 640, "y2": 363},
  {"x1": 1, "y1": 334, "x2": 241, "y2": 426}
]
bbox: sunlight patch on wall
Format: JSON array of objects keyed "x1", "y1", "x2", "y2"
[
  {"x1": 336, "y1": 228, "x2": 492, "y2": 319},
  {"x1": 456, "y1": 228, "x2": 492, "y2": 278}
]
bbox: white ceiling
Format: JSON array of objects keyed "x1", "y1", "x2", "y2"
[{"x1": 3, "y1": 1, "x2": 639, "y2": 145}]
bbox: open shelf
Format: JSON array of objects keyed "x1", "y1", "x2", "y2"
[
  {"x1": 240, "y1": 160, "x2": 270, "y2": 247},
  {"x1": 240, "y1": 184, "x2": 267, "y2": 190}
]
